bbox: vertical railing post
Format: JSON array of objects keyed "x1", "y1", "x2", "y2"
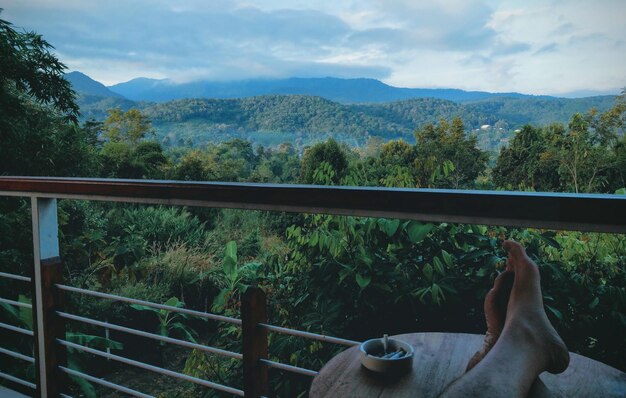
[
  {"x1": 31, "y1": 197, "x2": 66, "y2": 397},
  {"x1": 242, "y1": 286, "x2": 268, "y2": 397}
]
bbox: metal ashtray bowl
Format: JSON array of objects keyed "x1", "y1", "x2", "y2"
[{"x1": 359, "y1": 337, "x2": 414, "y2": 374}]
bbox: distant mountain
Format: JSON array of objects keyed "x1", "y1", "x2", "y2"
[
  {"x1": 70, "y1": 72, "x2": 617, "y2": 151},
  {"x1": 108, "y1": 76, "x2": 544, "y2": 104},
  {"x1": 65, "y1": 71, "x2": 124, "y2": 99}
]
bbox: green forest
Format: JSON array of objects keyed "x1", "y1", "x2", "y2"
[
  {"x1": 77, "y1": 88, "x2": 617, "y2": 153},
  {"x1": 1, "y1": 12, "x2": 626, "y2": 398}
]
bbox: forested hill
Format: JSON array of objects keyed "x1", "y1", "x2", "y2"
[
  {"x1": 144, "y1": 96, "x2": 409, "y2": 137},
  {"x1": 71, "y1": 70, "x2": 617, "y2": 150},
  {"x1": 79, "y1": 93, "x2": 616, "y2": 135}
]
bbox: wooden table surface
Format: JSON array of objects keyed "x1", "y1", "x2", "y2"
[{"x1": 309, "y1": 332, "x2": 626, "y2": 398}]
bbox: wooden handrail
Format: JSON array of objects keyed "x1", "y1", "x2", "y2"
[{"x1": 1, "y1": 177, "x2": 625, "y2": 233}]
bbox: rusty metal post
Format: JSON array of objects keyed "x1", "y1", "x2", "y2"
[
  {"x1": 31, "y1": 198, "x2": 66, "y2": 397},
  {"x1": 241, "y1": 286, "x2": 268, "y2": 397}
]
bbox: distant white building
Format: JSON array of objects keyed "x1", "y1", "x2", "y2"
[{"x1": 480, "y1": 124, "x2": 490, "y2": 130}]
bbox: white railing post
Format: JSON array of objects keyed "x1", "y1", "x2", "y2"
[{"x1": 31, "y1": 197, "x2": 65, "y2": 397}]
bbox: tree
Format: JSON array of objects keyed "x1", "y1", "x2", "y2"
[
  {"x1": 551, "y1": 113, "x2": 611, "y2": 193},
  {"x1": 170, "y1": 151, "x2": 207, "y2": 181},
  {"x1": 100, "y1": 141, "x2": 168, "y2": 179},
  {"x1": 0, "y1": 11, "x2": 78, "y2": 120},
  {"x1": 102, "y1": 108, "x2": 153, "y2": 145},
  {"x1": 0, "y1": 10, "x2": 87, "y2": 176},
  {"x1": 376, "y1": 140, "x2": 417, "y2": 188},
  {"x1": 596, "y1": 90, "x2": 626, "y2": 190},
  {"x1": 414, "y1": 118, "x2": 487, "y2": 188},
  {"x1": 493, "y1": 125, "x2": 560, "y2": 191},
  {"x1": 300, "y1": 139, "x2": 348, "y2": 184},
  {"x1": 98, "y1": 108, "x2": 166, "y2": 179}
]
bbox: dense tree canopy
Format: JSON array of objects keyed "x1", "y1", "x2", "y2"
[{"x1": 494, "y1": 96, "x2": 626, "y2": 193}]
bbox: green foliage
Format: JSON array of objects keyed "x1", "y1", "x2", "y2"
[
  {"x1": 494, "y1": 99, "x2": 626, "y2": 193},
  {"x1": 300, "y1": 139, "x2": 348, "y2": 184},
  {"x1": 536, "y1": 232, "x2": 626, "y2": 369},
  {"x1": 414, "y1": 118, "x2": 488, "y2": 188},
  {"x1": 65, "y1": 332, "x2": 124, "y2": 398},
  {"x1": 103, "y1": 108, "x2": 153, "y2": 145},
  {"x1": 131, "y1": 297, "x2": 202, "y2": 345},
  {"x1": 2, "y1": 16, "x2": 626, "y2": 395},
  {"x1": 0, "y1": 294, "x2": 123, "y2": 397},
  {"x1": 97, "y1": 108, "x2": 167, "y2": 178},
  {"x1": 100, "y1": 140, "x2": 168, "y2": 179},
  {"x1": 493, "y1": 124, "x2": 560, "y2": 190},
  {"x1": 212, "y1": 241, "x2": 261, "y2": 311},
  {"x1": 107, "y1": 206, "x2": 208, "y2": 249},
  {"x1": 0, "y1": 11, "x2": 101, "y2": 178},
  {"x1": 0, "y1": 11, "x2": 78, "y2": 120},
  {"x1": 79, "y1": 92, "x2": 617, "y2": 155}
]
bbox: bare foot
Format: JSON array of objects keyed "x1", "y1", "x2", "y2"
[
  {"x1": 441, "y1": 241, "x2": 568, "y2": 397},
  {"x1": 501, "y1": 240, "x2": 570, "y2": 374},
  {"x1": 466, "y1": 269, "x2": 514, "y2": 371}
]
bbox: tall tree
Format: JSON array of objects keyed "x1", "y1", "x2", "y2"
[
  {"x1": 102, "y1": 108, "x2": 153, "y2": 145},
  {"x1": 0, "y1": 10, "x2": 86, "y2": 176},
  {"x1": 551, "y1": 113, "x2": 610, "y2": 193},
  {"x1": 300, "y1": 139, "x2": 348, "y2": 185},
  {"x1": 414, "y1": 117, "x2": 487, "y2": 188},
  {"x1": 99, "y1": 109, "x2": 167, "y2": 179},
  {"x1": 493, "y1": 125, "x2": 560, "y2": 191}
]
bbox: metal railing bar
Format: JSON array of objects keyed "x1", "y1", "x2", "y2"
[
  {"x1": 259, "y1": 359, "x2": 318, "y2": 377},
  {"x1": 57, "y1": 311, "x2": 243, "y2": 360},
  {"x1": 0, "y1": 271, "x2": 31, "y2": 283},
  {"x1": 259, "y1": 323, "x2": 360, "y2": 347},
  {"x1": 57, "y1": 339, "x2": 245, "y2": 397},
  {"x1": 0, "y1": 297, "x2": 32, "y2": 309},
  {"x1": 55, "y1": 284, "x2": 242, "y2": 325},
  {"x1": 0, "y1": 346, "x2": 35, "y2": 363},
  {"x1": 59, "y1": 366, "x2": 154, "y2": 398},
  {"x1": 1, "y1": 177, "x2": 625, "y2": 233},
  {"x1": 0, "y1": 321, "x2": 33, "y2": 336},
  {"x1": 60, "y1": 394, "x2": 73, "y2": 398},
  {"x1": 0, "y1": 371, "x2": 36, "y2": 389}
]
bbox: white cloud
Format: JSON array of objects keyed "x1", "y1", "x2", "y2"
[{"x1": 2, "y1": 0, "x2": 624, "y2": 94}]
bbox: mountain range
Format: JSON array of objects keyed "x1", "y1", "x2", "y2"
[
  {"x1": 67, "y1": 71, "x2": 553, "y2": 104},
  {"x1": 107, "y1": 75, "x2": 543, "y2": 103},
  {"x1": 64, "y1": 71, "x2": 618, "y2": 152}
]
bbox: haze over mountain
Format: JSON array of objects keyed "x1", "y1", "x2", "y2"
[{"x1": 108, "y1": 76, "x2": 545, "y2": 104}]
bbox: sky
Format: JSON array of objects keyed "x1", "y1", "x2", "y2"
[{"x1": 3, "y1": 0, "x2": 625, "y2": 96}]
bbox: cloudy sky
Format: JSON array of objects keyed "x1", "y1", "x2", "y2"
[{"x1": 3, "y1": 0, "x2": 625, "y2": 95}]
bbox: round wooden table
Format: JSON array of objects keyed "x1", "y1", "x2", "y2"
[{"x1": 309, "y1": 333, "x2": 626, "y2": 398}]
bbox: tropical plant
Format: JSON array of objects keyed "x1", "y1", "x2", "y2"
[
  {"x1": 212, "y1": 241, "x2": 260, "y2": 312},
  {"x1": 131, "y1": 297, "x2": 201, "y2": 346}
]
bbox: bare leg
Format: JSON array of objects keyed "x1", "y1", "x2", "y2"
[
  {"x1": 466, "y1": 269, "x2": 514, "y2": 371},
  {"x1": 466, "y1": 252, "x2": 553, "y2": 397},
  {"x1": 440, "y1": 241, "x2": 569, "y2": 398}
]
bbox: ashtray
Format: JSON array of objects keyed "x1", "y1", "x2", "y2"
[{"x1": 359, "y1": 335, "x2": 414, "y2": 374}]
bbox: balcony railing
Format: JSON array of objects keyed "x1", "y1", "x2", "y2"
[{"x1": 0, "y1": 177, "x2": 625, "y2": 397}]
